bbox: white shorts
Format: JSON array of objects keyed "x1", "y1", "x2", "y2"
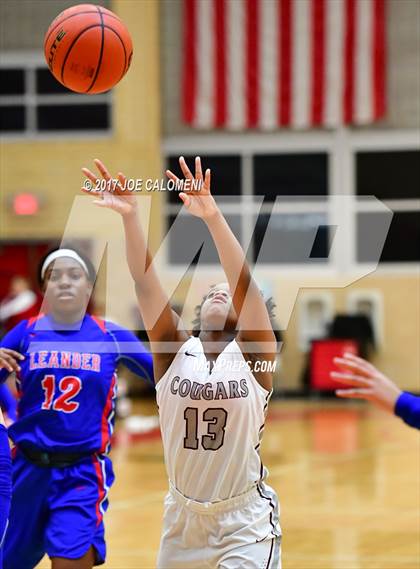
[{"x1": 157, "y1": 482, "x2": 281, "y2": 569}]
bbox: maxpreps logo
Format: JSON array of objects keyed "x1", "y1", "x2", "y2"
[{"x1": 48, "y1": 28, "x2": 66, "y2": 70}]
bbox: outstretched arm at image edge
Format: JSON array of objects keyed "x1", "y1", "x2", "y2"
[{"x1": 395, "y1": 392, "x2": 420, "y2": 429}]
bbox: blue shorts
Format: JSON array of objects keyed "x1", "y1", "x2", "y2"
[{"x1": 3, "y1": 450, "x2": 114, "y2": 569}]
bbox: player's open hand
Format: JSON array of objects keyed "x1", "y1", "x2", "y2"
[
  {"x1": 331, "y1": 352, "x2": 402, "y2": 413},
  {"x1": 166, "y1": 157, "x2": 219, "y2": 220},
  {"x1": 81, "y1": 159, "x2": 137, "y2": 217},
  {"x1": 0, "y1": 348, "x2": 24, "y2": 373}
]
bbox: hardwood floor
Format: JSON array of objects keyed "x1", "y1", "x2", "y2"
[{"x1": 36, "y1": 399, "x2": 420, "y2": 568}]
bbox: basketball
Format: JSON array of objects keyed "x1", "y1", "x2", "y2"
[{"x1": 44, "y1": 4, "x2": 133, "y2": 94}]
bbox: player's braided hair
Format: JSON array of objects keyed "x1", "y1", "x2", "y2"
[{"x1": 191, "y1": 285, "x2": 278, "y2": 339}]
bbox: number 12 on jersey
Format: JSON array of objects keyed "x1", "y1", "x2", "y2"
[
  {"x1": 184, "y1": 407, "x2": 228, "y2": 451},
  {"x1": 41, "y1": 374, "x2": 82, "y2": 413}
]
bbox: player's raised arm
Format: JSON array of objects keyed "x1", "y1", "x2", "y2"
[
  {"x1": 166, "y1": 156, "x2": 277, "y2": 355},
  {"x1": 82, "y1": 159, "x2": 189, "y2": 355}
]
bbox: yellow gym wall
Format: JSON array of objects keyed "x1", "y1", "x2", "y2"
[
  {"x1": 1, "y1": 0, "x2": 161, "y2": 236},
  {"x1": 280, "y1": 275, "x2": 420, "y2": 393},
  {"x1": 0, "y1": 0, "x2": 161, "y2": 325}
]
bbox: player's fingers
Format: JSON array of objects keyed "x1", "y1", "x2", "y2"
[
  {"x1": 81, "y1": 186, "x2": 102, "y2": 196},
  {"x1": 81, "y1": 167, "x2": 99, "y2": 184},
  {"x1": 1, "y1": 348, "x2": 24, "y2": 360},
  {"x1": 94, "y1": 158, "x2": 112, "y2": 181},
  {"x1": 195, "y1": 156, "x2": 203, "y2": 181},
  {"x1": 114, "y1": 173, "x2": 127, "y2": 196},
  {"x1": 0, "y1": 352, "x2": 18, "y2": 365},
  {"x1": 0, "y1": 359, "x2": 13, "y2": 372},
  {"x1": 335, "y1": 388, "x2": 373, "y2": 399},
  {"x1": 0, "y1": 355, "x2": 20, "y2": 372},
  {"x1": 204, "y1": 168, "x2": 211, "y2": 192},
  {"x1": 117, "y1": 172, "x2": 127, "y2": 187},
  {"x1": 333, "y1": 357, "x2": 372, "y2": 378},
  {"x1": 179, "y1": 156, "x2": 194, "y2": 180},
  {"x1": 179, "y1": 192, "x2": 191, "y2": 207},
  {"x1": 330, "y1": 372, "x2": 373, "y2": 387},
  {"x1": 343, "y1": 352, "x2": 377, "y2": 372},
  {"x1": 166, "y1": 169, "x2": 180, "y2": 183}
]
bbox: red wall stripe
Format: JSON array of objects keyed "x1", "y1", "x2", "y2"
[
  {"x1": 311, "y1": 0, "x2": 326, "y2": 125},
  {"x1": 182, "y1": 0, "x2": 196, "y2": 124},
  {"x1": 214, "y1": 0, "x2": 226, "y2": 126},
  {"x1": 279, "y1": 0, "x2": 292, "y2": 125},
  {"x1": 373, "y1": 0, "x2": 386, "y2": 119},
  {"x1": 343, "y1": 0, "x2": 356, "y2": 124},
  {"x1": 246, "y1": 0, "x2": 259, "y2": 127}
]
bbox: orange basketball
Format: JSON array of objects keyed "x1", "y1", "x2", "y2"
[{"x1": 44, "y1": 4, "x2": 133, "y2": 94}]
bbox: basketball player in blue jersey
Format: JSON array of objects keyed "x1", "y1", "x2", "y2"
[
  {"x1": 0, "y1": 407, "x2": 11, "y2": 569},
  {"x1": 83, "y1": 157, "x2": 282, "y2": 568},
  {"x1": 0, "y1": 247, "x2": 154, "y2": 569}
]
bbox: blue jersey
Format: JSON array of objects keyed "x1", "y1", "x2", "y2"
[
  {"x1": 0, "y1": 424, "x2": 11, "y2": 567},
  {"x1": 0, "y1": 384, "x2": 17, "y2": 422},
  {"x1": 395, "y1": 392, "x2": 420, "y2": 430},
  {"x1": 0, "y1": 314, "x2": 154, "y2": 454}
]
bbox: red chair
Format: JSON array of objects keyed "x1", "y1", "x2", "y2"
[{"x1": 310, "y1": 339, "x2": 359, "y2": 391}]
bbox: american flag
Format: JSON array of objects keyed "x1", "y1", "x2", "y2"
[{"x1": 182, "y1": 0, "x2": 386, "y2": 130}]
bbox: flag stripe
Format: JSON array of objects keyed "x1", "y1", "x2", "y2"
[
  {"x1": 279, "y1": 0, "x2": 292, "y2": 126},
  {"x1": 344, "y1": 0, "x2": 356, "y2": 124},
  {"x1": 355, "y1": 0, "x2": 373, "y2": 123},
  {"x1": 227, "y1": 0, "x2": 245, "y2": 129},
  {"x1": 196, "y1": 0, "x2": 214, "y2": 127},
  {"x1": 325, "y1": 0, "x2": 344, "y2": 126},
  {"x1": 182, "y1": 0, "x2": 196, "y2": 124},
  {"x1": 182, "y1": 0, "x2": 386, "y2": 130},
  {"x1": 246, "y1": 0, "x2": 259, "y2": 127},
  {"x1": 373, "y1": 0, "x2": 386, "y2": 118},
  {"x1": 311, "y1": 0, "x2": 326, "y2": 125},
  {"x1": 292, "y1": 0, "x2": 311, "y2": 127},
  {"x1": 214, "y1": 0, "x2": 226, "y2": 126},
  {"x1": 260, "y1": 0, "x2": 278, "y2": 129}
]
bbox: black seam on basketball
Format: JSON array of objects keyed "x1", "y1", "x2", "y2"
[
  {"x1": 103, "y1": 25, "x2": 127, "y2": 81},
  {"x1": 60, "y1": 24, "x2": 102, "y2": 87},
  {"x1": 45, "y1": 11, "x2": 122, "y2": 47},
  {"x1": 86, "y1": 7, "x2": 105, "y2": 93}
]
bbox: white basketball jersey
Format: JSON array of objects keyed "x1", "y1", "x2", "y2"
[{"x1": 155, "y1": 336, "x2": 272, "y2": 502}]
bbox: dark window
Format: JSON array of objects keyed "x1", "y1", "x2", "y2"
[
  {"x1": 167, "y1": 213, "x2": 242, "y2": 264},
  {"x1": 166, "y1": 155, "x2": 241, "y2": 204},
  {"x1": 356, "y1": 151, "x2": 420, "y2": 200},
  {"x1": 357, "y1": 211, "x2": 420, "y2": 262},
  {"x1": 37, "y1": 104, "x2": 109, "y2": 130},
  {"x1": 253, "y1": 153, "x2": 328, "y2": 201},
  {"x1": 0, "y1": 69, "x2": 24, "y2": 95},
  {"x1": 36, "y1": 68, "x2": 70, "y2": 94},
  {"x1": 0, "y1": 106, "x2": 25, "y2": 131},
  {"x1": 253, "y1": 213, "x2": 331, "y2": 263}
]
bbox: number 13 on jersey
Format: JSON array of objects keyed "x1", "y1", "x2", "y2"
[{"x1": 184, "y1": 407, "x2": 228, "y2": 451}]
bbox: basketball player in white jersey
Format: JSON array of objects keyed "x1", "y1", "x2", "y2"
[{"x1": 82, "y1": 156, "x2": 281, "y2": 568}]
